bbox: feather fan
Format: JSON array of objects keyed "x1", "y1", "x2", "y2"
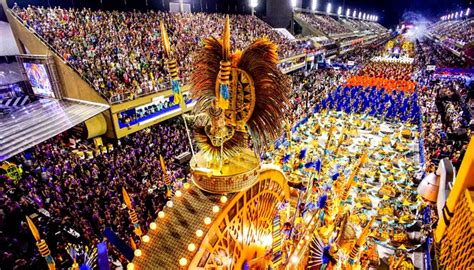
[{"x1": 190, "y1": 35, "x2": 290, "y2": 159}]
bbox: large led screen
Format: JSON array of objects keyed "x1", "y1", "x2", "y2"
[{"x1": 22, "y1": 62, "x2": 55, "y2": 98}]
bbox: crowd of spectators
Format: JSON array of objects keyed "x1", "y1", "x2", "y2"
[
  {"x1": 296, "y1": 12, "x2": 351, "y2": 35},
  {"x1": 13, "y1": 5, "x2": 308, "y2": 103},
  {"x1": 414, "y1": 40, "x2": 473, "y2": 171},
  {"x1": 0, "y1": 118, "x2": 191, "y2": 269},
  {"x1": 427, "y1": 18, "x2": 474, "y2": 45},
  {"x1": 359, "y1": 61, "x2": 413, "y2": 81},
  {"x1": 296, "y1": 12, "x2": 386, "y2": 36},
  {"x1": 416, "y1": 40, "x2": 469, "y2": 68},
  {"x1": 418, "y1": 77, "x2": 472, "y2": 171}
]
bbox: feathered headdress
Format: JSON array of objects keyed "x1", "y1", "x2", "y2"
[{"x1": 191, "y1": 16, "x2": 290, "y2": 160}]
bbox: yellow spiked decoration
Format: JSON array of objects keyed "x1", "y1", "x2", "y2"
[
  {"x1": 323, "y1": 125, "x2": 336, "y2": 154},
  {"x1": 26, "y1": 216, "x2": 56, "y2": 270},
  {"x1": 340, "y1": 153, "x2": 368, "y2": 201},
  {"x1": 348, "y1": 216, "x2": 375, "y2": 265},
  {"x1": 122, "y1": 188, "x2": 143, "y2": 238},
  {"x1": 160, "y1": 21, "x2": 181, "y2": 104},
  {"x1": 217, "y1": 16, "x2": 232, "y2": 110},
  {"x1": 160, "y1": 155, "x2": 173, "y2": 198},
  {"x1": 333, "y1": 131, "x2": 346, "y2": 157},
  {"x1": 160, "y1": 154, "x2": 168, "y2": 175}
]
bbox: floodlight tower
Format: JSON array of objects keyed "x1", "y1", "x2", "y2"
[
  {"x1": 291, "y1": 0, "x2": 297, "y2": 34},
  {"x1": 249, "y1": 0, "x2": 258, "y2": 16},
  {"x1": 311, "y1": 0, "x2": 317, "y2": 11}
]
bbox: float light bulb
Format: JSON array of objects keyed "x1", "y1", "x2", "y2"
[
  {"x1": 158, "y1": 211, "x2": 165, "y2": 219},
  {"x1": 134, "y1": 249, "x2": 142, "y2": 257},
  {"x1": 183, "y1": 182, "x2": 191, "y2": 189},
  {"x1": 150, "y1": 222, "x2": 157, "y2": 230},
  {"x1": 220, "y1": 195, "x2": 228, "y2": 203},
  {"x1": 142, "y1": 235, "x2": 150, "y2": 243},
  {"x1": 291, "y1": 256, "x2": 298, "y2": 264},
  {"x1": 179, "y1": 257, "x2": 188, "y2": 266},
  {"x1": 196, "y1": 229, "x2": 204, "y2": 237}
]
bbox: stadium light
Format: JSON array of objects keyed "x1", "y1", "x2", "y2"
[
  {"x1": 363, "y1": 13, "x2": 366, "y2": 20},
  {"x1": 376, "y1": 16, "x2": 378, "y2": 21},
  {"x1": 460, "y1": 11, "x2": 464, "y2": 17},
  {"x1": 466, "y1": 8, "x2": 471, "y2": 17},
  {"x1": 290, "y1": 0, "x2": 297, "y2": 8},
  {"x1": 326, "y1": 3, "x2": 332, "y2": 14},
  {"x1": 358, "y1": 11, "x2": 362, "y2": 20},
  {"x1": 311, "y1": 0, "x2": 317, "y2": 11},
  {"x1": 249, "y1": 0, "x2": 258, "y2": 8},
  {"x1": 455, "y1": 12, "x2": 459, "y2": 19},
  {"x1": 353, "y1": 10, "x2": 357, "y2": 18},
  {"x1": 346, "y1": 8, "x2": 350, "y2": 17},
  {"x1": 337, "y1": 6, "x2": 342, "y2": 16}
]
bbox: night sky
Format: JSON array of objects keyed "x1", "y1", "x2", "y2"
[{"x1": 302, "y1": 0, "x2": 472, "y2": 28}]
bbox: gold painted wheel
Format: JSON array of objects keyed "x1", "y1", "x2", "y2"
[{"x1": 189, "y1": 165, "x2": 289, "y2": 269}]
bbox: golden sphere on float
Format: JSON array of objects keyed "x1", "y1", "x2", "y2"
[
  {"x1": 134, "y1": 249, "x2": 142, "y2": 257},
  {"x1": 188, "y1": 243, "x2": 196, "y2": 252},
  {"x1": 184, "y1": 183, "x2": 191, "y2": 189},
  {"x1": 204, "y1": 217, "x2": 212, "y2": 225},
  {"x1": 179, "y1": 257, "x2": 188, "y2": 266},
  {"x1": 150, "y1": 222, "x2": 157, "y2": 230},
  {"x1": 166, "y1": 201, "x2": 173, "y2": 208},
  {"x1": 175, "y1": 190, "x2": 182, "y2": 197},
  {"x1": 220, "y1": 195, "x2": 228, "y2": 203},
  {"x1": 142, "y1": 235, "x2": 150, "y2": 243},
  {"x1": 212, "y1": 205, "x2": 220, "y2": 213},
  {"x1": 196, "y1": 229, "x2": 204, "y2": 237},
  {"x1": 158, "y1": 211, "x2": 165, "y2": 219},
  {"x1": 127, "y1": 263, "x2": 135, "y2": 270}
]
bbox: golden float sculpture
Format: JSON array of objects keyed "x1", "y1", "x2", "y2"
[{"x1": 189, "y1": 16, "x2": 290, "y2": 194}]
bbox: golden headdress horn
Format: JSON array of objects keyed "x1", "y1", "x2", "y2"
[
  {"x1": 26, "y1": 216, "x2": 41, "y2": 241},
  {"x1": 160, "y1": 21, "x2": 171, "y2": 59},
  {"x1": 122, "y1": 187, "x2": 132, "y2": 210}
]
